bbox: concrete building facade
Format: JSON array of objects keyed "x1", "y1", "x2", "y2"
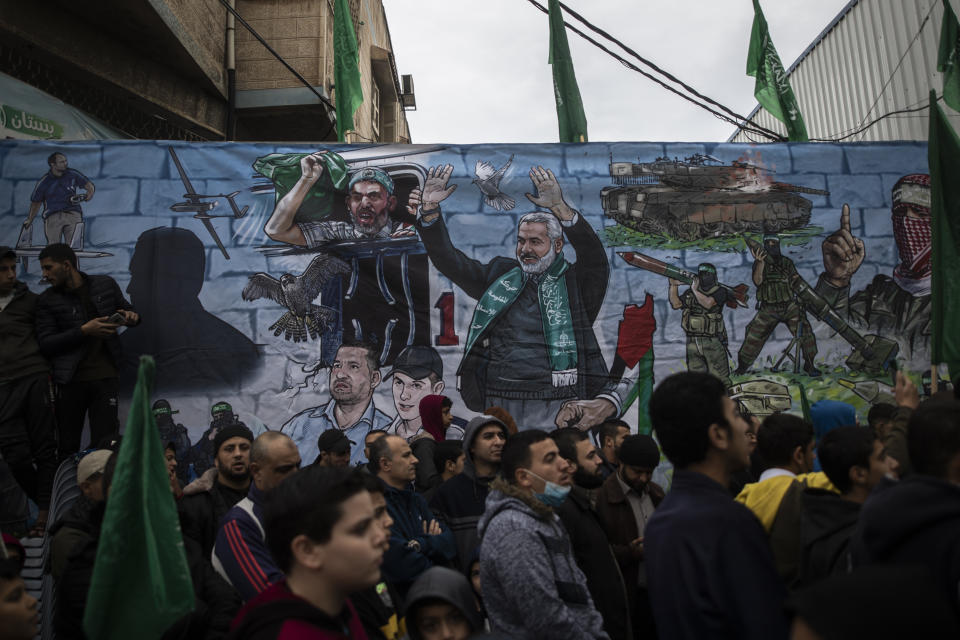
[{"x1": 0, "y1": 0, "x2": 411, "y2": 142}]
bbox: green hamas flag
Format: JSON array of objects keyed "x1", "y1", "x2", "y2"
[
  {"x1": 746, "y1": 0, "x2": 808, "y2": 141},
  {"x1": 548, "y1": 0, "x2": 588, "y2": 143},
  {"x1": 83, "y1": 356, "x2": 194, "y2": 640},
  {"x1": 939, "y1": 0, "x2": 960, "y2": 112},
  {"x1": 928, "y1": 91, "x2": 960, "y2": 380},
  {"x1": 334, "y1": 0, "x2": 363, "y2": 142}
]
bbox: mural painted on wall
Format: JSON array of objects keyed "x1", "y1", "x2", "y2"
[{"x1": 0, "y1": 140, "x2": 938, "y2": 480}]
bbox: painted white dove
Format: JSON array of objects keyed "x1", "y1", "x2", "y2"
[{"x1": 472, "y1": 154, "x2": 516, "y2": 211}]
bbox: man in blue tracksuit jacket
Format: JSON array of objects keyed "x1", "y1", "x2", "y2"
[
  {"x1": 371, "y1": 434, "x2": 455, "y2": 597},
  {"x1": 212, "y1": 432, "x2": 302, "y2": 601}
]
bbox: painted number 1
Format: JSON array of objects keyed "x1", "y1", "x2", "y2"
[{"x1": 434, "y1": 291, "x2": 459, "y2": 346}]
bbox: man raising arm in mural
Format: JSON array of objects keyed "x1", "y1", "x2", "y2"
[
  {"x1": 264, "y1": 152, "x2": 410, "y2": 246},
  {"x1": 814, "y1": 175, "x2": 932, "y2": 361},
  {"x1": 409, "y1": 164, "x2": 620, "y2": 431}
]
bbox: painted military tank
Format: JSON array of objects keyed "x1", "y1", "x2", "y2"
[{"x1": 600, "y1": 154, "x2": 829, "y2": 240}]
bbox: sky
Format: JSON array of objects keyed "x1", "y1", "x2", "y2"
[{"x1": 382, "y1": 0, "x2": 853, "y2": 144}]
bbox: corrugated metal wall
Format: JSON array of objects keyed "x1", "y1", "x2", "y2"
[{"x1": 730, "y1": 0, "x2": 960, "y2": 142}]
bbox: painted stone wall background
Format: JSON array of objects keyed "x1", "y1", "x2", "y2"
[{"x1": 0, "y1": 140, "x2": 935, "y2": 468}]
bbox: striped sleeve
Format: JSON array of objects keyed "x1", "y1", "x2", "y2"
[{"x1": 212, "y1": 504, "x2": 283, "y2": 601}]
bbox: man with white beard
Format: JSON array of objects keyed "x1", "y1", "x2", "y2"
[{"x1": 409, "y1": 165, "x2": 621, "y2": 430}]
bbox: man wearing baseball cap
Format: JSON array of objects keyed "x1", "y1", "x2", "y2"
[
  {"x1": 48, "y1": 448, "x2": 112, "y2": 579},
  {"x1": 179, "y1": 422, "x2": 253, "y2": 557},
  {"x1": 0, "y1": 246, "x2": 57, "y2": 538},
  {"x1": 313, "y1": 429, "x2": 353, "y2": 467},
  {"x1": 264, "y1": 154, "x2": 405, "y2": 246},
  {"x1": 386, "y1": 346, "x2": 447, "y2": 441}
]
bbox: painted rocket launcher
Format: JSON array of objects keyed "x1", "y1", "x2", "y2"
[
  {"x1": 617, "y1": 251, "x2": 749, "y2": 309},
  {"x1": 743, "y1": 236, "x2": 899, "y2": 374}
]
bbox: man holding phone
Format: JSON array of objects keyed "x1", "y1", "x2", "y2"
[{"x1": 35, "y1": 243, "x2": 139, "y2": 458}]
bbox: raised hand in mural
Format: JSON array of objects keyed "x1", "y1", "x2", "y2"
[
  {"x1": 413, "y1": 164, "x2": 458, "y2": 212},
  {"x1": 554, "y1": 397, "x2": 617, "y2": 431},
  {"x1": 821, "y1": 203, "x2": 865, "y2": 287},
  {"x1": 299, "y1": 152, "x2": 328, "y2": 184},
  {"x1": 525, "y1": 166, "x2": 576, "y2": 221}
]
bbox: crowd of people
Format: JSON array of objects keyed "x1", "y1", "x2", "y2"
[{"x1": 2, "y1": 240, "x2": 960, "y2": 639}]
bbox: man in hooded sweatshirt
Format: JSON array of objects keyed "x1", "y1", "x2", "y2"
[
  {"x1": 849, "y1": 398, "x2": 960, "y2": 615},
  {"x1": 404, "y1": 566, "x2": 483, "y2": 640},
  {"x1": 429, "y1": 415, "x2": 508, "y2": 571},
  {"x1": 478, "y1": 429, "x2": 608, "y2": 639}
]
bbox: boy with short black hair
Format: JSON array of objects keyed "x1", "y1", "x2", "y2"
[
  {"x1": 795, "y1": 426, "x2": 893, "y2": 587},
  {"x1": 432, "y1": 441, "x2": 464, "y2": 484},
  {"x1": 229, "y1": 466, "x2": 387, "y2": 639}
]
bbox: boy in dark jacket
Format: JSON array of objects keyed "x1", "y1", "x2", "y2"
[
  {"x1": 35, "y1": 243, "x2": 139, "y2": 456},
  {"x1": 228, "y1": 466, "x2": 387, "y2": 640},
  {"x1": 795, "y1": 425, "x2": 893, "y2": 588}
]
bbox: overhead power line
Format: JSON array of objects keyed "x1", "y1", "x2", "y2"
[
  {"x1": 553, "y1": 0, "x2": 785, "y2": 142},
  {"x1": 811, "y1": 95, "x2": 941, "y2": 142},
  {"x1": 525, "y1": 0, "x2": 786, "y2": 142},
  {"x1": 535, "y1": 0, "x2": 940, "y2": 145}
]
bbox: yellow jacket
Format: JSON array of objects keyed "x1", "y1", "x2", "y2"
[{"x1": 735, "y1": 471, "x2": 837, "y2": 532}]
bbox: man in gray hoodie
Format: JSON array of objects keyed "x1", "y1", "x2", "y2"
[
  {"x1": 477, "y1": 429, "x2": 608, "y2": 639},
  {"x1": 430, "y1": 415, "x2": 508, "y2": 570}
]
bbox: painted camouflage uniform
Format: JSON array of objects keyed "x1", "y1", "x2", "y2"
[
  {"x1": 679, "y1": 288, "x2": 731, "y2": 386},
  {"x1": 737, "y1": 254, "x2": 817, "y2": 373},
  {"x1": 813, "y1": 275, "x2": 930, "y2": 362}
]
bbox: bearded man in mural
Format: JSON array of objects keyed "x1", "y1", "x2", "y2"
[
  {"x1": 263, "y1": 154, "x2": 410, "y2": 244},
  {"x1": 408, "y1": 165, "x2": 621, "y2": 430},
  {"x1": 257, "y1": 151, "x2": 430, "y2": 365},
  {"x1": 814, "y1": 174, "x2": 932, "y2": 361}
]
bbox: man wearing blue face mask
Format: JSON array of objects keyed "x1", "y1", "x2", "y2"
[{"x1": 477, "y1": 430, "x2": 608, "y2": 639}]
